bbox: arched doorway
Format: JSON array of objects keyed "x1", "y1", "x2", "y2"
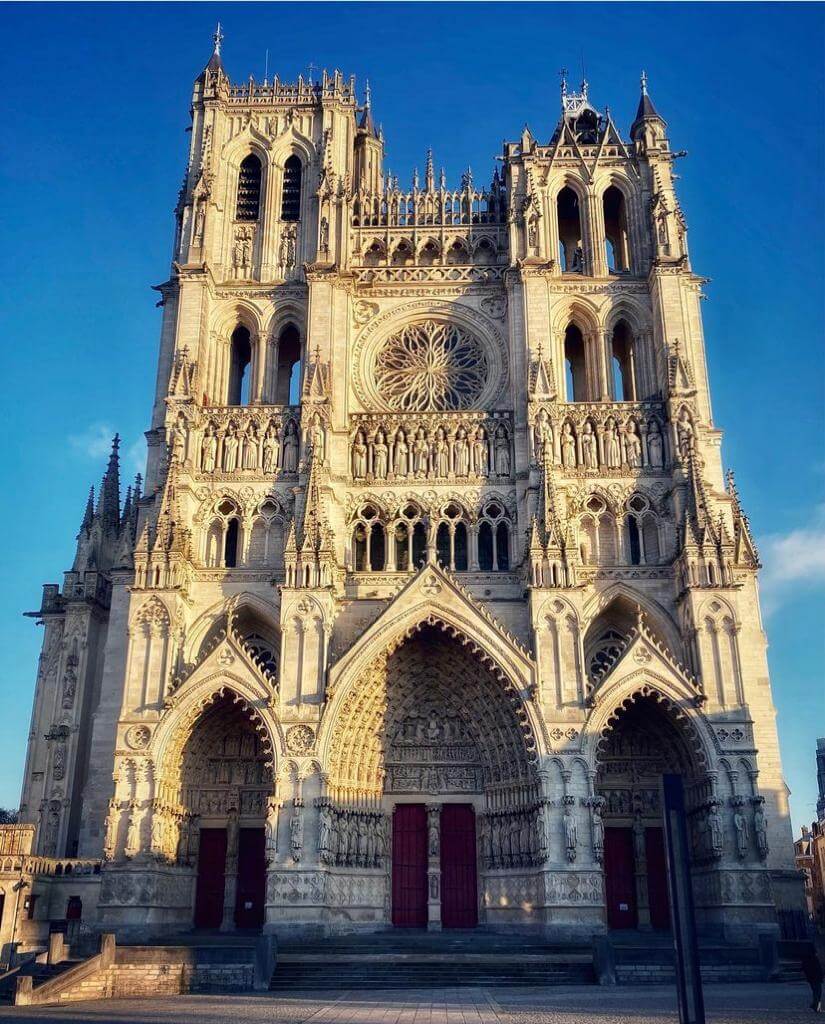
[
  {"x1": 326, "y1": 626, "x2": 540, "y2": 930},
  {"x1": 595, "y1": 693, "x2": 702, "y2": 931},
  {"x1": 179, "y1": 694, "x2": 271, "y2": 930}
]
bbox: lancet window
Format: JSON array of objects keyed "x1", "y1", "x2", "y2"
[
  {"x1": 625, "y1": 494, "x2": 661, "y2": 565},
  {"x1": 611, "y1": 320, "x2": 637, "y2": 401},
  {"x1": 351, "y1": 504, "x2": 386, "y2": 572},
  {"x1": 557, "y1": 187, "x2": 584, "y2": 273},
  {"x1": 236, "y1": 155, "x2": 262, "y2": 221},
  {"x1": 275, "y1": 324, "x2": 302, "y2": 405},
  {"x1": 205, "y1": 498, "x2": 243, "y2": 568},
  {"x1": 228, "y1": 326, "x2": 252, "y2": 406},
  {"x1": 603, "y1": 186, "x2": 630, "y2": 273},
  {"x1": 392, "y1": 504, "x2": 427, "y2": 571},
  {"x1": 477, "y1": 501, "x2": 511, "y2": 572},
  {"x1": 435, "y1": 502, "x2": 469, "y2": 572},
  {"x1": 281, "y1": 155, "x2": 302, "y2": 222},
  {"x1": 564, "y1": 324, "x2": 588, "y2": 402},
  {"x1": 578, "y1": 496, "x2": 617, "y2": 565}
]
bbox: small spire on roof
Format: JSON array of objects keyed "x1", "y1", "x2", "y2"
[
  {"x1": 213, "y1": 21, "x2": 224, "y2": 56},
  {"x1": 364, "y1": 79, "x2": 371, "y2": 109},
  {"x1": 640, "y1": 69, "x2": 648, "y2": 95}
]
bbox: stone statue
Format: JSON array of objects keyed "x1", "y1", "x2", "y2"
[
  {"x1": 433, "y1": 428, "x2": 449, "y2": 477},
  {"x1": 126, "y1": 804, "x2": 141, "y2": 857},
  {"x1": 677, "y1": 408, "x2": 694, "y2": 459},
  {"x1": 223, "y1": 427, "x2": 239, "y2": 473},
  {"x1": 632, "y1": 812, "x2": 646, "y2": 864},
  {"x1": 563, "y1": 807, "x2": 578, "y2": 863},
  {"x1": 310, "y1": 415, "x2": 325, "y2": 462},
  {"x1": 202, "y1": 427, "x2": 217, "y2": 472},
  {"x1": 262, "y1": 427, "x2": 279, "y2": 474},
  {"x1": 733, "y1": 809, "x2": 749, "y2": 860},
  {"x1": 319, "y1": 216, "x2": 329, "y2": 254},
  {"x1": 591, "y1": 803, "x2": 605, "y2": 863},
  {"x1": 453, "y1": 428, "x2": 470, "y2": 476},
  {"x1": 604, "y1": 418, "x2": 621, "y2": 468},
  {"x1": 753, "y1": 800, "x2": 769, "y2": 860},
  {"x1": 282, "y1": 422, "x2": 299, "y2": 473},
  {"x1": 290, "y1": 805, "x2": 304, "y2": 862},
  {"x1": 373, "y1": 431, "x2": 388, "y2": 479},
  {"x1": 472, "y1": 426, "x2": 489, "y2": 476},
  {"x1": 647, "y1": 421, "x2": 664, "y2": 468},
  {"x1": 242, "y1": 427, "x2": 258, "y2": 470},
  {"x1": 43, "y1": 808, "x2": 60, "y2": 857},
  {"x1": 581, "y1": 422, "x2": 597, "y2": 469},
  {"x1": 625, "y1": 421, "x2": 642, "y2": 468},
  {"x1": 61, "y1": 665, "x2": 77, "y2": 710},
  {"x1": 413, "y1": 428, "x2": 429, "y2": 477},
  {"x1": 533, "y1": 410, "x2": 551, "y2": 462},
  {"x1": 561, "y1": 422, "x2": 576, "y2": 467},
  {"x1": 394, "y1": 430, "x2": 409, "y2": 476},
  {"x1": 352, "y1": 430, "x2": 368, "y2": 478},
  {"x1": 151, "y1": 813, "x2": 164, "y2": 857},
  {"x1": 427, "y1": 809, "x2": 440, "y2": 857},
  {"x1": 103, "y1": 799, "x2": 120, "y2": 861},
  {"x1": 707, "y1": 802, "x2": 724, "y2": 858},
  {"x1": 494, "y1": 425, "x2": 511, "y2": 476}
]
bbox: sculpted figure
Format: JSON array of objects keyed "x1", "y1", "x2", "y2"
[
  {"x1": 494, "y1": 425, "x2": 511, "y2": 476},
  {"x1": 151, "y1": 814, "x2": 164, "y2": 857},
  {"x1": 647, "y1": 421, "x2": 664, "y2": 468},
  {"x1": 282, "y1": 422, "x2": 299, "y2": 473},
  {"x1": 103, "y1": 799, "x2": 120, "y2": 861},
  {"x1": 561, "y1": 422, "x2": 576, "y2": 467},
  {"x1": 591, "y1": 803, "x2": 605, "y2": 863},
  {"x1": 536, "y1": 805, "x2": 549, "y2": 861},
  {"x1": 373, "y1": 431, "x2": 388, "y2": 479},
  {"x1": 433, "y1": 428, "x2": 450, "y2": 477},
  {"x1": 310, "y1": 415, "x2": 325, "y2": 462},
  {"x1": 677, "y1": 408, "x2": 695, "y2": 458},
  {"x1": 125, "y1": 804, "x2": 141, "y2": 857},
  {"x1": 632, "y1": 812, "x2": 646, "y2": 864},
  {"x1": 473, "y1": 426, "x2": 490, "y2": 476},
  {"x1": 625, "y1": 421, "x2": 642, "y2": 467},
  {"x1": 223, "y1": 427, "x2": 239, "y2": 473},
  {"x1": 563, "y1": 807, "x2": 578, "y2": 863},
  {"x1": 262, "y1": 426, "x2": 279, "y2": 474},
  {"x1": 413, "y1": 428, "x2": 429, "y2": 477},
  {"x1": 351, "y1": 430, "x2": 368, "y2": 478},
  {"x1": 290, "y1": 806, "x2": 304, "y2": 862},
  {"x1": 733, "y1": 809, "x2": 749, "y2": 860},
  {"x1": 753, "y1": 801, "x2": 769, "y2": 860},
  {"x1": 533, "y1": 409, "x2": 551, "y2": 462},
  {"x1": 242, "y1": 426, "x2": 258, "y2": 470},
  {"x1": 394, "y1": 430, "x2": 410, "y2": 476},
  {"x1": 707, "y1": 802, "x2": 723, "y2": 858},
  {"x1": 605, "y1": 417, "x2": 621, "y2": 468},
  {"x1": 202, "y1": 426, "x2": 217, "y2": 472},
  {"x1": 581, "y1": 422, "x2": 598, "y2": 469},
  {"x1": 453, "y1": 428, "x2": 470, "y2": 476}
]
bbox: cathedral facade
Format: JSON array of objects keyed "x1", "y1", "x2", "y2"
[{"x1": 13, "y1": 35, "x2": 802, "y2": 946}]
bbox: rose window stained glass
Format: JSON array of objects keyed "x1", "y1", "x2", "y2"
[{"x1": 374, "y1": 321, "x2": 488, "y2": 411}]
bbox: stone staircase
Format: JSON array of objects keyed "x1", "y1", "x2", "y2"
[
  {"x1": 0, "y1": 957, "x2": 83, "y2": 1005},
  {"x1": 270, "y1": 931, "x2": 595, "y2": 990}
]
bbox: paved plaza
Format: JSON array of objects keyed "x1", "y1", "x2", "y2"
[{"x1": 0, "y1": 983, "x2": 816, "y2": 1024}]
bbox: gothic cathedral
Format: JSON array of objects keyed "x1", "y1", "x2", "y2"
[{"x1": 14, "y1": 35, "x2": 802, "y2": 944}]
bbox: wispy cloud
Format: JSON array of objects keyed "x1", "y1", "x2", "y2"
[
  {"x1": 68, "y1": 422, "x2": 116, "y2": 461},
  {"x1": 759, "y1": 504, "x2": 825, "y2": 615},
  {"x1": 125, "y1": 437, "x2": 146, "y2": 480}
]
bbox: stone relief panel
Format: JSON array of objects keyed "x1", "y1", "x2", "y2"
[
  {"x1": 385, "y1": 705, "x2": 483, "y2": 795},
  {"x1": 266, "y1": 870, "x2": 325, "y2": 904}
]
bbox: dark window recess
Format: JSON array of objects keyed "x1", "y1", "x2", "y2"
[
  {"x1": 281, "y1": 156, "x2": 302, "y2": 221},
  {"x1": 236, "y1": 155, "x2": 262, "y2": 221}
]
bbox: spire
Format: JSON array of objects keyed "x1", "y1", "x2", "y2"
[
  {"x1": 81, "y1": 486, "x2": 95, "y2": 532},
  {"x1": 100, "y1": 435, "x2": 121, "y2": 533},
  {"x1": 358, "y1": 79, "x2": 376, "y2": 135},
  {"x1": 425, "y1": 148, "x2": 434, "y2": 192},
  {"x1": 631, "y1": 69, "x2": 665, "y2": 139},
  {"x1": 205, "y1": 22, "x2": 224, "y2": 73}
]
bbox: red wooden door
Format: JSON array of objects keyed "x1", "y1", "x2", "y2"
[
  {"x1": 194, "y1": 828, "x2": 227, "y2": 929},
  {"x1": 604, "y1": 827, "x2": 637, "y2": 929},
  {"x1": 235, "y1": 828, "x2": 266, "y2": 929},
  {"x1": 645, "y1": 827, "x2": 671, "y2": 930},
  {"x1": 392, "y1": 804, "x2": 428, "y2": 927},
  {"x1": 440, "y1": 804, "x2": 478, "y2": 929}
]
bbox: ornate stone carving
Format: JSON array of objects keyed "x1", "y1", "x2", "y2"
[
  {"x1": 286, "y1": 725, "x2": 315, "y2": 754},
  {"x1": 266, "y1": 870, "x2": 324, "y2": 904},
  {"x1": 125, "y1": 725, "x2": 151, "y2": 750}
]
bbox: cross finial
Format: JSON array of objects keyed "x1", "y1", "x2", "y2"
[
  {"x1": 364, "y1": 78, "x2": 371, "y2": 108},
  {"x1": 559, "y1": 68, "x2": 568, "y2": 96},
  {"x1": 213, "y1": 22, "x2": 224, "y2": 56},
  {"x1": 640, "y1": 69, "x2": 648, "y2": 95},
  {"x1": 307, "y1": 61, "x2": 319, "y2": 85}
]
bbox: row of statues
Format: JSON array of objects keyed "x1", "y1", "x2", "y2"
[
  {"x1": 352, "y1": 423, "x2": 512, "y2": 480},
  {"x1": 532, "y1": 410, "x2": 666, "y2": 471},
  {"x1": 318, "y1": 806, "x2": 389, "y2": 868},
  {"x1": 691, "y1": 797, "x2": 768, "y2": 863},
  {"x1": 199, "y1": 418, "x2": 302, "y2": 474},
  {"x1": 478, "y1": 807, "x2": 548, "y2": 868}
]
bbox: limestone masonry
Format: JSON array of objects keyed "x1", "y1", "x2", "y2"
[{"x1": 4, "y1": 31, "x2": 804, "y2": 950}]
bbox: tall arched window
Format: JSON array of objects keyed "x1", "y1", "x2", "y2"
[
  {"x1": 603, "y1": 186, "x2": 630, "y2": 272},
  {"x1": 564, "y1": 323, "x2": 587, "y2": 401},
  {"x1": 228, "y1": 326, "x2": 252, "y2": 406},
  {"x1": 351, "y1": 505, "x2": 386, "y2": 572},
  {"x1": 281, "y1": 156, "x2": 302, "y2": 222},
  {"x1": 611, "y1": 321, "x2": 637, "y2": 401},
  {"x1": 275, "y1": 324, "x2": 302, "y2": 405},
  {"x1": 557, "y1": 187, "x2": 584, "y2": 273},
  {"x1": 224, "y1": 517, "x2": 240, "y2": 568},
  {"x1": 236, "y1": 155, "x2": 262, "y2": 221}
]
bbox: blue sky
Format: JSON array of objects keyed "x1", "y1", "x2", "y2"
[{"x1": 1, "y1": 3, "x2": 823, "y2": 831}]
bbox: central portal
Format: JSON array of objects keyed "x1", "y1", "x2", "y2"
[{"x1": 391, "y1": 803, "x2": 478, "y2": 929}]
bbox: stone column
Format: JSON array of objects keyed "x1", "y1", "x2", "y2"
[
  {"x1": 426, "y1": 804, "x2": 442, "y2": 931},
  {"x1": 220, "y1": 806, "x2": 240, "y2": 931}
]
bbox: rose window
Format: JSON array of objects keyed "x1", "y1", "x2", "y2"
[{"x1": 374, "y1": 321, "x2": 488, "y2": 411}]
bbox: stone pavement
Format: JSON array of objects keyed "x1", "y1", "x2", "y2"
[{"x1": 0, "y1": 982, "x2": 816, "y2": 1023}]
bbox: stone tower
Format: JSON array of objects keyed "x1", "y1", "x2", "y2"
[{"x1": 16, "y1": 37, "x2": 801, "y2": 943}]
